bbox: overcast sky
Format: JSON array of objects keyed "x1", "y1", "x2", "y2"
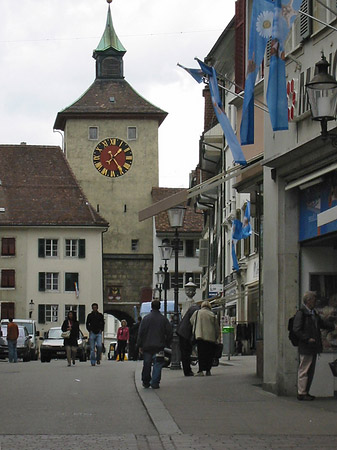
[{"x1": 0, "y1": 0, "x2": 235, "y2": 187}]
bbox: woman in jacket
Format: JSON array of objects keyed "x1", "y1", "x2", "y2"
[
  {"x1": 117, "y1": 319, "x2": 129, "y2": 361},
  {"x1": 190, "y1": 301, "x2": 219, "y2": 376},
  {"x1": 61, "y1": 310, "x2": 80, "y2": 367}
]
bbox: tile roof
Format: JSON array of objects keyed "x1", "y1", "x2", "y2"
[
  {"x1": 152, "y1": 187, "x2": 203, "y2": 234},
  {"x1": 0, "y1": 145, "x2": 108, "y2": 228},
  {"x1": 54, "y1": 78, "x2": 167, "y2": 130}
]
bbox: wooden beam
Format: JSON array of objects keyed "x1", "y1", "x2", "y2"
[{"x1": 138, "y1": 189, "x2": 188, "y2": 222}]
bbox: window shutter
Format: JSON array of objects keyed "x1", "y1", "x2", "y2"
[
  {"x1": 78, "y1": 239, "x2": 86, "y2": 258},
  {"x1": 38, "y1": 272, "x2": 46, "y2": 292},
  {"x1": 299, "y1": 0, "x2": 312, "y2": 41},
  {"x1": 199, "y1": 239, "x2": 209, "y2": 267},
  {"x1": 235, "y1": 0, "x2": 246, "y2": 93},
  {"x1": 38, "y1": 239, "x2": 45, "y2": 258},
  {"x1": 38, "y1": 304, "x2": 45, "y2": 324},
  {"x1": 79, "y1": 305, "x2": 86, "y2": 324},
  {"x1": 9, "y1": 270, "x2": 15, "y2": 288}
]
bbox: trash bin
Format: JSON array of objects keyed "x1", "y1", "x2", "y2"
[{"x1": 222, "y1": 326, "x2": 235, "y2": 355}]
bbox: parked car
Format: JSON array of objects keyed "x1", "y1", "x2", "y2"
[
  {"x1": 1, "y1": 319, "x2": 39, "y2": 360},
  {"x1": 0, "y1": 325, "x2": 32, "y2": 362},
  {"x1": 40, "y1": 327, "x2": 87, "y2": 363}
]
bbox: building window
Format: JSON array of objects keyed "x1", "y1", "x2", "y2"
[
  {"x1": 127, "y1": 126, "x2": 137, "y2": 140},
  {"x1": 39, "y1": 272, "x2": 59, "y2": 291},
  {"x1": 65, "y1": 272, "x2": 79, "y2": 292},
  {"x1": 170, "y1": 239, "x2": 183, "y2": 256},
  {"x1": 169, "y1": 272, "x2": 184, "y2": 289},
  {"x1": 185, "y1": 239, "x2": 199, "y2": 257},
  {"x1": 0, "y1": 269, "x2": 15, "y2": 288},
  {"x1": 46, "y1": 305, "x2": 58, "y2": 323},
  {"x1": 65, "y1": 239, "x2": 86, "y2": 258},
  {"x1": 131, "y1": 239, "x2": 139, "y2": 251},
  {"x1": 65, "y1": 304, "x2": 86, "y2": 324},
  {"x1": 38, "y1": 239, "x2": 58, "y2": 257},
  {"x1": 1, "y1": 238, "x2": 15, "y2": 256},
  {"x1": 88, "y1": 126, "x2": 98, "y2": 140}
]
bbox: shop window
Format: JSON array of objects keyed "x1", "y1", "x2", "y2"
[{"x1": 1, "y1": 238, "x2": 15, "y2": 256}]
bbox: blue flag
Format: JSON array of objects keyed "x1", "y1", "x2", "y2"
[
  {"x1": 196, "y1": 59, "x2": 247, "y2": 166},
  {"x1": 266, "y1": 0, "x2": 302, "y2": 132},
  {"x1": 240, "y1": 0, "x2": 274, "y2": 145},
  {"x1": 177, "y1": 63, "x2": 204, "y2": 84},
  {"x1": 232, "y1": 202, "x2": 252, "y2": 271}
]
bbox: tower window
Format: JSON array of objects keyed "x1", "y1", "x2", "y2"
[
  {"x1": 101, "y1": 57, "x2": 122, "y2": 78},
  {"x1": 127, "y1": 127, "x2": 137, "y2": 141},
  {"x1": 131, "y1": 239, "x2": 139, "y2": 251},
  {"x1": 89, "y1": 127, "x2": 98, "y2": 140}
]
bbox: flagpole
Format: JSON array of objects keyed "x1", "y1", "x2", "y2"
[
  {"x1": 299, "y1": 10, "x2": 337, "y2": 32},
  {"x1": 216, "y1": 83, "x2": 269, "y2": 114}
]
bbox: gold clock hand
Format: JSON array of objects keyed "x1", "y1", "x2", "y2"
[
  {"x1": 113, "y1": 148, "x2": 123, "y2": 158},
  {"x1": 113, "y1": 157, "x2": 123, "y2": 174}
]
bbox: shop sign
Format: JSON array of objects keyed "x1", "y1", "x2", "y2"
[
  {"x1": 209, "y1": 284, "x2": 223, "y2": 298},
  {"x1": 299, "y1": 174, "x2": 337, "y2": 241}
]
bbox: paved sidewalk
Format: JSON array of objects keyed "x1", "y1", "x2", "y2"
[{"x1": 135, "y1": 355, "x2": 337, "y2": 449}]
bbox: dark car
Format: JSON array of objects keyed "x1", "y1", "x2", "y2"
[
  {"x1": 0, "y1": 325, "x2": 32, "y2": 362},
  {"x1": 40, "y1": 327, "x2": 87, "y2": 363}
]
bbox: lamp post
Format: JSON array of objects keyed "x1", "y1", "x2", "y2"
[
  {"x1": 158, "y1": 239, "x2": 173, "y2": 318},
  {"x1": 29, "y1": 299, "x2": 35, "y2": 319},
  {"x1": 306, "y1": 52, "x2": 337, "y2": 146},
  {"x1": 156, "y1": 266, "x2": 165, "y2": 303},
  {"x1": 167, "y1": 206, "x2": 186, "y2": 370}
]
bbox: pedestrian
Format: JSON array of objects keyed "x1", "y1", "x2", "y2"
[
  {"x1": 117, "y1": 319, "x2": 129, "y2": 361},
  {"x1": 137, "y1": 300, "x2": 173, "y2": 389},
  {"x1": 86, "y1": 302, "x2": 105, "y2": 366},
  {"x1": 61, "y1": 310, "x2": 80, "y2": 367},
  {"x1": 176, "y1": 302, "x2": 200, "y2": 376},
  {"x1": 190, "y1": 301, "x2": 220, "y2": 376},
  {"x1": 129, "y1": 316, "x2": 142, "y2": 360},
  {"x1": 293, "y1": 291, "x2": 335, "y2": 401},
  {"x1": 7, "y1": 318, "x2": 19, "y2": 363}
]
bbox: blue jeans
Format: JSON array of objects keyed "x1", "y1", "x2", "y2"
[
  {"x1": 89, "y1": 332, "x2": 102, "y2": 364},
  {"x1": 142, "y1": 352, "x2": 163, "y2": 387},
  {"x1": 8, "y1": 339, "x2": 18, "y2": 363}
]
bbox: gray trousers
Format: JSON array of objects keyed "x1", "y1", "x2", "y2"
[{"x1": 298, "y1": 354, "x2": 317, "y2": 395}]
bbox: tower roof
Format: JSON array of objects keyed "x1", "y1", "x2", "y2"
[
  {"x1": 54, "y1": 79, "x2": 167, "y2": 130},
  {"x1": 95, "y1": 3, "x2": 126, "y2": 54}
]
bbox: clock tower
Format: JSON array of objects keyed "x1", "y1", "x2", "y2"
[{"x1": 54, "y1": 2, "x2": 167, "y2": 322}]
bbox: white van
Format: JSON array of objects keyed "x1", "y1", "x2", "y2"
[
  {"x1": 1, "y1": 319, "x2": 39, "y2": 360},
  {"x1": 140, "y1": 301, "x2": 176, "y2": 318}
]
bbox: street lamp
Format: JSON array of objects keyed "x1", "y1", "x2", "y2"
[
  {"x1": 29, "y1": 299, "x2": 35, "y2": 319},
  {"x1": 159, "y1": 239, "x2": 173, "y2": 318},
  {"x1": 306, "y1": 52, "x2": 337, "y2": 146},
  {"x1": 167, "y1": 206, "x2": 186, "y2": 370},
  {"x1": 156, "y1": 266, "x2": 165, "y2": 303}
]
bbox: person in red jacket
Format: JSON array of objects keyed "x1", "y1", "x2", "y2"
[
  {"x1": 7, "y1": 318, "x2": 19, "y2": 363},
  {"x1": 117, "y1": 320, "x2": 129, "y2": 361}
]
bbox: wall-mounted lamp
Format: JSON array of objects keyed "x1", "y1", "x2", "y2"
[
  {"x1": 306, "y1": 53, "x2": 337, "y2": 147},
  {"x1": 29, "y1": 299, "x2": 35, "y2": 318}
]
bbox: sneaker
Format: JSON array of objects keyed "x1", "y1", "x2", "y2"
[{"x1": 195, "y1": 371, "x2": 204, "y2": 376}]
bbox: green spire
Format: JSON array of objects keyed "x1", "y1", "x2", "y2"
[{"x1": 95, "y1": 4, "x2": 126, "y2": 53}]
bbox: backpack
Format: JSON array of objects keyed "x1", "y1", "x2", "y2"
[{"x1": 288, "y1": 311, "x2": 301, "y2": 347}]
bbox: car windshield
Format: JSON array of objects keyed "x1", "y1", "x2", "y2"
[
  {"x1": 1, "y1": 326, "x2": 26, "y2": 337},
  {"x1": 16, "y1": 322, "x2": 33, "y2": 334},
  {"x1": 48, "y1": 328, "x2": 62, "y2": 339}
]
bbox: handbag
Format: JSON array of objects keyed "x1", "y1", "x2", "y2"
[
  {"x1": 61, "y1": 330, "x2": 71, "y2": 339},
  {"x1": 329, "y1": 359, "x2": 337, "y2": 377},
  {"x1": 214, "y1": 342, "x2": 223, "y2": 359}
]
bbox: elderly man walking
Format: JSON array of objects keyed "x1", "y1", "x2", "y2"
[
  {"x1": 293, "y1": 291, "x2": 335, "y2": 401},
  {"x1": 137, "y1": 300, "x2": 172, "y2": 389}
]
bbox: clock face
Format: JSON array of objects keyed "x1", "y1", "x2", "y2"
[{"x1": 92, "y1": 137, "x2": 133, "y2": 177}]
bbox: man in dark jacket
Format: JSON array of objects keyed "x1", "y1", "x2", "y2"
[
  {"x1": 137, "y1": 300, "x2": 172, "y2": 389},
  {"x1": 86, "y1": 303, "x2": 104, "y2": 366},
  {"x1": 176, "y1": 302, "x2": 199, "y2": 376},
  {"x1": 293, "y1": 291, "x2": 335, "y2": 401}
]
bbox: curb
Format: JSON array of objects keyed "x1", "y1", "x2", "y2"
[{"x1": 134, "y1": 361, "x2": 181, "y2": 436}]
